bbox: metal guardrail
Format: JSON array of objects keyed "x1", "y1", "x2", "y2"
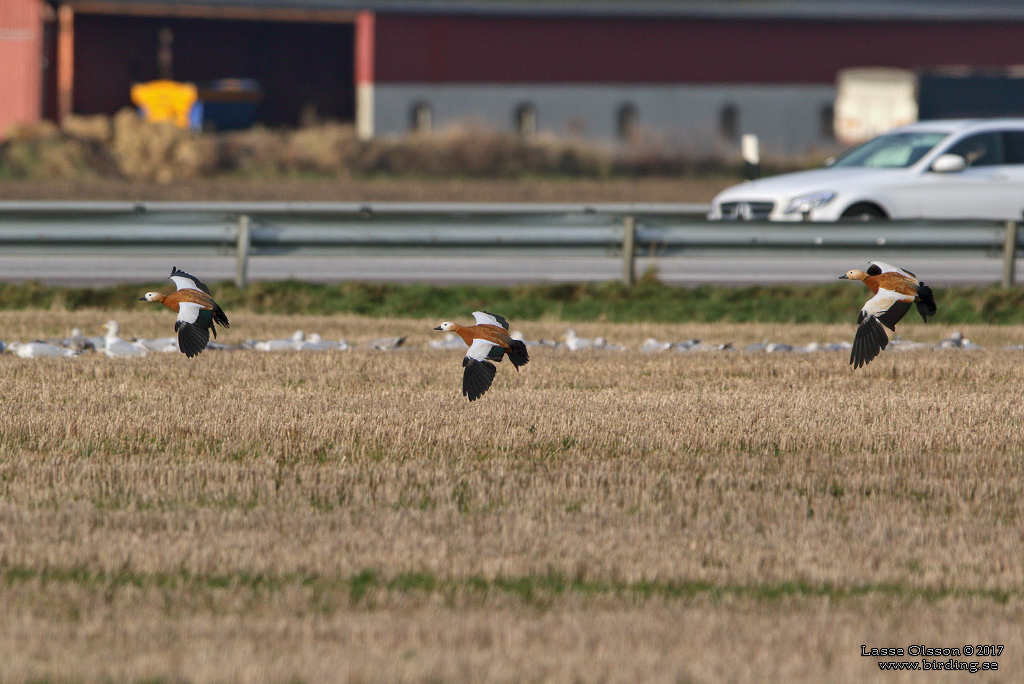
[{"x1": 0, "y1": 201, "x2": 1020, "y2": 287}]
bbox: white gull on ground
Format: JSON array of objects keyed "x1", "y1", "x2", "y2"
[
  {"x1": 640, "y1": 338, "x2": 674, "y2": 353},
  {"x1": 429, "y1": 332, "x2": 466, "y2": 349},
  {"x1": 296, "y1": 333, "x2": 349, "y2": 351},
  {"x1": 368, "y1": 336, "x2": 405, "y2": 351},
  {"x1": 936, "y1": 331, "x2": 980, "y2": 350},
  {"x1": 8, "y1": 341, "x2": 78, "y2": 358},
  {"x1": 255, "y1": 330, "x2": 305, "y2": 351},
  {"x1": 135, "y1": 335, "x2": 178, "y2": 352},
  {"x1": 102, "y1": 321, "x2": 148, "y2": 358},
  {"x1": 63, "y1": 328, "x2": 96, "y2": 352}
]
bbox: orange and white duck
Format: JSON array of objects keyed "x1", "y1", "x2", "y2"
[
  {"x1": 840, "y1": 261, "x2": 937, "y2": 369},
  {"x1": 138, "y1": 267, "x2": 230, "y2": 358},
  {"x1": 433, "y1": 311, "x2": 529, "y2": 401}
]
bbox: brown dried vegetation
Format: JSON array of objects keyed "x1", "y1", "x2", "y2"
[
  {"x1": 1, "y1": 312, "x2": 1022, "y2": 682},
  {"x1": 2, "y1": 113, "x2": 801, "y2": 186}
]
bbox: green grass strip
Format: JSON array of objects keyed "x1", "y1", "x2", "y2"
[
  {"x1": 2, "y1": 565, "x2": 1016, "y2": 605},
  {"x1": 4, "y1": 277, "x2": 1024, "y2": 324}
]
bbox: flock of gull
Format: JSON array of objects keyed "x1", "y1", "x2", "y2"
[
  {"x1": 0, "y1": 262, "x2": 995, "y2": 400},
  {"x1": 0, "y1": 320, "x2": 982, "y2": 359}
]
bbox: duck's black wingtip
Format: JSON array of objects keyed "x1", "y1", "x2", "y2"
[
  {"x1": 507, "y1": 339, "x2": 529, "y2": 370},
  {"x1": 175, "y1": 319, "x2": 211, "y2": 358},
  {"x1": 850, "y1": 315, "x2": 889, "y2": 370},
  {"x1": 916, "y1": 283, "x2": 937, "y2": 322},
  {"x1": 462, "y1": 358, "x2": 496, "y2": 401}
]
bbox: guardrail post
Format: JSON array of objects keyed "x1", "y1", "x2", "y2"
[
  {"x1": 236, "y1": 214, "x2": 251, "y2": 289},
  {"x1": 622, "y1": 215, "x2": 636, "y2": 286},
  {"x1": 1003, "y1": 220, "x2": 1018, "y2": 289}
]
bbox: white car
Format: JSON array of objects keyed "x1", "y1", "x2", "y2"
[{"x1": 708, "y1": 119, "x2": 1024, "y2": 221}]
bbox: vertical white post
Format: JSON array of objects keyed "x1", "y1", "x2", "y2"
[
  {"x1": 355, "y1": 11, "x2": 375, "y2": 141},
  {"x1": 622, "y1": 215, "x2": 636, "y2": 286},
  {"x1": 741, "y1": 133, "x2": 760, "y2": 180},
  {"x1": 236, "y1": 214, "x2": 250, "y2": 289},
  {"x1": 1003, "y1": 220, "x2": 1018, "y2": 289}
]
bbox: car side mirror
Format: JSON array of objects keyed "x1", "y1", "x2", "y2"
[{"x1": 931, "y1": 154, "x2": 967, "y2": 173}]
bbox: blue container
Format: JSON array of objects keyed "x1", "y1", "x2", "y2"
[{"x1": 197, "y1": 79, "x2": 263, "y2": 131}]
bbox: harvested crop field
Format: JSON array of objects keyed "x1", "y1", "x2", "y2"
[{"x1": 1, "y1": 311, "x2": 1022, "y2": 683}]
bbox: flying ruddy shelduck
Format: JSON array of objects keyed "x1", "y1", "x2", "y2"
[
  {"x1": 433, "y1": 311, "x2": 529, "y2": 401},
  {"x1": 138, "y1": 267, "x2": 230, "y2": 358},
  {"x1": 840, "y1": 261, "x2": 937, "y2": 369}
]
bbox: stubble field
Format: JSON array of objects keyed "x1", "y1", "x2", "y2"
[{"x1": 1, "y1": 311, "x2": 1023, "y2": 683}]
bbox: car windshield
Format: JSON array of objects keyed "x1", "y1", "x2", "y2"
[{"x1": 830, "y1": 131, "x2": 950, "y2": 168}]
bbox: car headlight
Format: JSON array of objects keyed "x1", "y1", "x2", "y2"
[{"x1": 784, "y1": 191, "x2": 835, "y2": 215}]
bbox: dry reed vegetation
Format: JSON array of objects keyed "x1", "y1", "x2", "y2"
[
  {"x1": 1, "y1": 312, "x2": 1023, "y2": 682},
  {"x1": 1, "y1": 113, "x2": 814, "y2": 185}
]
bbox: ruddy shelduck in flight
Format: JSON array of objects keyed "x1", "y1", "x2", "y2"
[
  {"x1": 433, "y1": 311, "x2": 529, "y2": 401},
  {"x1": 840, "y1": 261, "x2": 937, "y2": 369},
  {"x1": 138, "y1": 267, "x2": 230, "y2": 357}
]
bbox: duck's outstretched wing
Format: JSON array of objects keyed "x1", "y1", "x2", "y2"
[
  {"x1": 462, "y1": 338, "x2": 500, "y2": 401},
  {"x1": 850, "y1": 291, "x2": 912, "y2": 369},
  {"x1": 868, "y1": 261, "x2": 920, "y2": 280},
  {"x1": 174, "y1": 302, "x2": 213, "y2": 358},
  {"x1": 169, "y1": 267, "x2": 212, "y2": 294},
  {"x1": 472, "y1": 311, "x2": 510, "y2": 331}
]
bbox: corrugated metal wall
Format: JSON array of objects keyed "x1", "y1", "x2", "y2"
[
  {"x1": 0, "y1": 0, "x2": 42, "y2": 136},
  {"x1": 375, "y1": 15, "x2": 1024, "y2": 84}
]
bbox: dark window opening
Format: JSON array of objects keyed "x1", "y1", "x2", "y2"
[
  {"x1": 720, "y1": 104, "x2": 738, "y2": 141},
  {"x1": 1000, "y1": 131, "x2": 1024, "y2": 164},
  {"x1": 617, "y1": 103, "x2": 638, "y2": 140},
  {"x1": 411, "y1": 101, "x2": 432, "y2": 133},
  {"x1": 514, "y1": 103, "x2": 537, "y2": 137},
  {"x1": 820, "y1": 104, "x2": 835, "y2": 141}
]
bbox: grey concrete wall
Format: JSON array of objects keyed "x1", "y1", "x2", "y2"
[{"x1": 374, "y1": 83, "x2": 839, "y2": 157}]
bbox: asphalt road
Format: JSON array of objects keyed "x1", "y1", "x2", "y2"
[{"x1": 0, "y1": 253, "x2": 1007, "y2": 286}]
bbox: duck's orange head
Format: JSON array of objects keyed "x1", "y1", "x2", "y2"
[
  {"x1": 839, "y1": 270, "x2": 868, "y2": 281},
  {"x1": 138, "y1": 291, "x2": 166, "y2": 303},
  {"x1": 433, "y1": 321, "x2": 457, "y2": 332}
]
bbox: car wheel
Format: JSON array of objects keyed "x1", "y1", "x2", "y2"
[{"x1": 840, "y1": 203, "x2": 887, "y2": 221}]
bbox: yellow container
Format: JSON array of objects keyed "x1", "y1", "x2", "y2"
[{"x1": 130, "y1": 80, "x2": 199, "y2": 129}]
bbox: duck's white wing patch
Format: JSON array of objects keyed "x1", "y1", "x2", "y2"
[
  {"x1": 169, "y1": 267, "x2": 212, "y2": 293},
  {"x1": 868, "y1": 261, "x2": 916, "y2": 279},
  {"x1": 862, "y1": 289, "x2": 913, "y2": 331},
  {"x1": 868, "y1": 261, "x2": 901, "y2": 274},
  {"x1": 465, "y1": 337, "x2": 498, "y2": 361},
  {"x1": 864, "y1": 289, "x2": 914, "y2": 315},
  {"x1": 176, "y1": 302, "x2": 203, "y2": 324},
  {"x1": 472, "y1": 311, "x2": 510, "y2": 330}
]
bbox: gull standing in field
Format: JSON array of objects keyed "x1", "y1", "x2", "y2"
[
  {"x1": 102, "y1": 320, "x2": 148, "y2": 358},
  {"x1": 296, "y1": 333, "x2": 348, "y2": 351},
  {"x1": 840, "y1": 261, "x2": 937, "y2": 369},
  {"x1": 433, "y1": 311, "x2": 529, "y2": 401},
  {"x1": 138, "y1": 267, "x2": 230, "y2": 358}
]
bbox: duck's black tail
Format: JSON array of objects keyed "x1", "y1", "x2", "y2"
[
  {"x1": 916, "y1": 283, "x2": 937, "y2": 322},
  {"x1": 507, "y1": 340, "x2": 529, "y2": 370},
  {"x1": 211, "y1": 302, "x2": 230, "y2": 330}
]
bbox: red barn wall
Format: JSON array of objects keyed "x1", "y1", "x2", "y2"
[
  {"x1": 375, "y1": 15, "x2": 1024, "y2": 84},
  {"x1": 0, "y1": 0, "x2": 43, "y2": 135}
]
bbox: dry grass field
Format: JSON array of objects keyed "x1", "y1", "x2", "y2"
[
  {"x1": 0, "y1": 176, "x2": 730, "y2": 203},
  {"x1": 1, "y1": 310, "x2": 1023, "y2": 683}
]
